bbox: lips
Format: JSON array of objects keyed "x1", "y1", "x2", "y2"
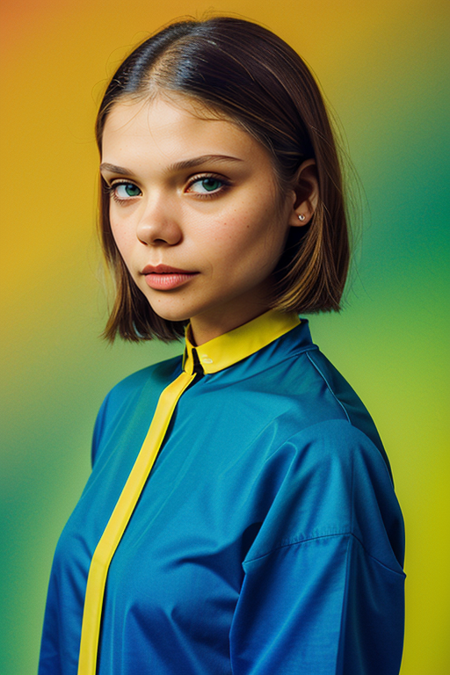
[
  {"x1": 142, "y1": 264, "x2": 198, "y2": 290},
  {"x1": 142, "y1": 264, "x2": 195, "y2": 275}
]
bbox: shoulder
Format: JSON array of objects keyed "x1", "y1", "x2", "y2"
[
  {"x1": 98, "y1": 354, "x2": 182, "y2": 417},
  {"x1": 106, "y1": 354, "x2": 182, "y2": 404},
  {"x1": 284, "y1": 341, "x2": 386, "y2": 457},
  {"x1": 250, "y1": 332, "x2": 390, "y2": 473},
  {"x1": 306, "y1": 349, "x2": 384, "y2": 440},
  {"x1": 91, "y1": 354, "x2": 182, "y2": 464}
]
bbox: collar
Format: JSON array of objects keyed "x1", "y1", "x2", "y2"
[{"x1": 183, "y1": 310, "x2": 301, "y2": 375}]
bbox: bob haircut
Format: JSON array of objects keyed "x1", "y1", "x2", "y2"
[{"x1": 96, "y1": 16, "x2": 350, "y2": 342}]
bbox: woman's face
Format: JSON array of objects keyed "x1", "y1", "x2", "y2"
[{"x1": 101, "y1": 96, "x2": 300, "y2": 344}]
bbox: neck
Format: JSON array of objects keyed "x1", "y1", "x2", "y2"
[{"x1": 189, "y1": 303, "x2": 272, "y2": 346}]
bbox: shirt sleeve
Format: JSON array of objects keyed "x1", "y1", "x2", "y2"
[{"x1": 229, "y1": 420, "x2": 405, "y2": 675}]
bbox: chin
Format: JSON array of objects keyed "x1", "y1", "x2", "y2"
[{"x1": 148, "y1": 302, "x2": 192, "y2": 324}]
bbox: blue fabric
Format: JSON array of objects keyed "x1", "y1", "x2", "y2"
[{"x1": 39, "y1": 320, "x2": 405, "y2": 674}]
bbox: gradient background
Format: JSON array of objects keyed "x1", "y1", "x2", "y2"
[{"x1": 1, "y1": 0, "x2": 449, "y2": 672}]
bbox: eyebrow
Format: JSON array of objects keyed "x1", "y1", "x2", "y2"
[
  {"x1": 100, "y1": 163, "x2": 131, "y2": 175},
  {"x1": 100, "y1": 155, "x2": 243, "y2": 176}
]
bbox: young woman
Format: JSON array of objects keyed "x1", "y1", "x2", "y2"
[{"x1": 39, "y1": 17, "x2": 405, "y2": 675}]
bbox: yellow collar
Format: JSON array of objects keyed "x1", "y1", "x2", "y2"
[{"x1": 183, "y1": 310, "x2": 300, "y2": 375}]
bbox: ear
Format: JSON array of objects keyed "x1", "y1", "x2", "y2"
[{"x1": 287, "y1": 159, "x2": 319, "y2": 227}]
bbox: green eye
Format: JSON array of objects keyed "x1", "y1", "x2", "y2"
[
  {"x1": 114, "y1": 183, "x2": 141, "y2": 199},
  {"x1": 189, "y1": 177, "x2": 225, "y2": 194},
  {"x1": 201, "y1": 178, "x2": 222, "y2": 192}
]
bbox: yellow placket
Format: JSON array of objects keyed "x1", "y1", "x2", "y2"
[
  {"x1": 77, "y1": 309, "x2": 300, "y2": 674},
  {"x1": 77, "y1": 369, "x2": 197, "y2": 674}
]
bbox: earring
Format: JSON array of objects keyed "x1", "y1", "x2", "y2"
[{"x1": 298, "y1": 214, "x2": 306, "y2": 221}]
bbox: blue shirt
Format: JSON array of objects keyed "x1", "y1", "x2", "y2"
[{"x1": 39, "y1": 311, "x2": 405, "y2": 674}]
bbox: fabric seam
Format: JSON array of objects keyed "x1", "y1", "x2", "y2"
[
  {"x1": 244, "y1": 531, "x2": 406, "y2": 577},
  {"x1": 306, "y1": 351, "x2": 351, "y2": 423}
]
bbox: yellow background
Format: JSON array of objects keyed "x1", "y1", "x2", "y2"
[{"x1": 1, "y1": 1, "x2": 449, "y2": 673}]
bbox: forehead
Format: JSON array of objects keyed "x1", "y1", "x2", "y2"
[{"x1": 101, "y1": 95, "x2": 274, "y2": 173}]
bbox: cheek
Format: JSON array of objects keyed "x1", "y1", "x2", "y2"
[
  {"x1": 110, "y1": 221, "x2": 123, "y2": 250},
  {"x1": 199, "y1": 213, "x2": 286, "y2": 285},
  {"x1": 215, "y1": 203, "x2": 287, "y2": 259},
  {"x1": 110, "y1": 221, "x2": 134, "y2": 265}
]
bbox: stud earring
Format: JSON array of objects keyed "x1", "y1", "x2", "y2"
[{"x1": 298, "y1": 214, "x2": 306, "y2": 221}]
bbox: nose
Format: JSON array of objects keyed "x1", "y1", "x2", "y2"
[{"x1": 136, "y1": 194, "x2": 182, "y2": 247}]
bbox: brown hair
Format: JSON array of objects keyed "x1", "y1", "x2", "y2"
[{"x1": 96, "y1": 16, "x2": 350, "y2": 342}]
